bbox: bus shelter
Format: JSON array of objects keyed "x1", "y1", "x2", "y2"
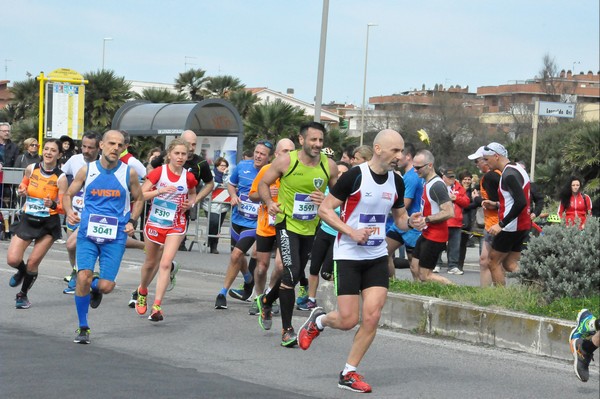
[{"x1": 112, "y1": 99, "x2": 244, "y2": 252}]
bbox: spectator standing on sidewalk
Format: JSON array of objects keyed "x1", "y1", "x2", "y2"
[
  {"x1": 14, "y1": 138, "x2": 42, "y2": 168},
  {"x1": 558, "y1": 176, "x2": 592, "y2": 229},
  {"x1": 434, "y1": 167, "x2": 469, "y2": 275}
]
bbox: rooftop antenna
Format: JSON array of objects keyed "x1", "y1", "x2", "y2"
[{"x1": 184, "y1": 56, "x2": 197, "y2": 70}]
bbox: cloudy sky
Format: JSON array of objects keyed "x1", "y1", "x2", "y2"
[{"x1": 2, "y1": 0, "x2": 598, "y2": 104}]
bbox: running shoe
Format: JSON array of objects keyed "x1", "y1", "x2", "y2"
[
  {"x1": 228, "y1": 281, "x2": 254, "y2": 302},
  {"x1": 248, "y1": 300, "x2": 259, "y2": 316},
  {"x1": 90, "y1": 289, "x2": 103, "y2": 309},
  {"x1": 63, "y1": 277, "x2": 76, "y2": 295},
  {"x1": 64, "y1": 268, "x2": 76, "y2": 283},
  {"x1": 298, "y1": 306, "x2": 325, "y2": 350},
  {"x1": 281, "y1": 327, "x2": 298, "y2": 348},
  {"x1": 74, "y1": 327, "x2": 90, "y2": 344},
  {"x1": 338, "y1": 371, "x2": 372, "y2": 393},
  {"x1": 448, "y1": 267, "x2": 464, "y2": 275},
  {"x1": 136, "y1": 289, "x2": 148, "y2": 315},
  {"x1": 15, "y1": 293, "x2": 31, "y2": 309},
  {"x1": 570, "y1": 338, "x2": 594, "y2": 382},
  {"x1": 215, "y1": 293, "x2": 227, "y2": 309},
  {"x1": 432, "y1": 266, "x2": 440, "y2": 273},
  {"x1": 569, "y1": 309, "x2": 597, "y2": 341},
  {"x1": 296, "y1": 285, "x2": 308, "y2": 306},
  {"x1": 128, "y1": 290, "x2": 138, "y2": 308},
  {"x1": 167, "y1": 261, "x2": 180, "y2": 292},
  {"x1": 149, "y1": 305, "x2": 164, "y2": 322},
  {"x1": 256, "y1": 294, "x2": 272, "y2": 330},
  {"x1": 297, "y1": 299, "x2": 317, "y2": 311},
  {"x1": 9, "y1": 271, "x2": 24, "y2": 288}
]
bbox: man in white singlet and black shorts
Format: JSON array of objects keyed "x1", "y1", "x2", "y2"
[{"x1": 297, "y1": 129, "x2": 422, "y2": 393}]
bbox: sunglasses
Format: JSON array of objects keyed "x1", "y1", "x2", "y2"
[
  {"x1": 483, "y1": 146, "x2": 499, "y2": 155},
  {"x1": 29, "y1": 143, "x2": 40, "y2": 147},
  {"x1": 257, "y1": 140, "x2": 274, "y2": 150},
  {"x1": 413, "y1": 164, "x2": 428, "y2": 171}
]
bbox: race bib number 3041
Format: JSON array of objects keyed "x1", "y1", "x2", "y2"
[{"x1": 86, "y1": 214, "x2": 118, "y2": 243}]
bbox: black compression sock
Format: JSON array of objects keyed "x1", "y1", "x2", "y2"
[
  {"x1": 21, "y1": 271, "x2": 38, "y2": 294},
  {"x1": 279, "y1": 288, "x2": 295, "y2": 330},
  {"x1": 248, "y1": 257, "x2": 257, "y2": 280},
  {"x1": 264, "y1": 279, "x2": 280, "y2": 304}
]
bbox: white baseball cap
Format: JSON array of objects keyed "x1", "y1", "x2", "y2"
[
  {"x1": 483, "y1": 142, "x2": 508, "y2": 157},
  {"x1": 467, "y1": 146, "x2": 486, "y2": 160}
]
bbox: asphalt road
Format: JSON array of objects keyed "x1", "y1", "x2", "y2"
[{"x1": 1, "y1": 240, "x2": 597, "y2": 399}]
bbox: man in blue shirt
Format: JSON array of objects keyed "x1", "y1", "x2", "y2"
[
  {"x1": 385, "y1": 143, "x2": 424, "y2": 276},
  {"x1": 215, "y1": 141, "x2": 272, "y2": 309}
]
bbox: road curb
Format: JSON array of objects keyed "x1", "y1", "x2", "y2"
[{"x1": 317, "y1": 281, "x2": 576, "y2": 361}]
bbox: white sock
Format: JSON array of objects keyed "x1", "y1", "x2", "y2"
[
  {"x1": 316, "y1": 314, "x2": 325, "y2": 330},
  {"x1": 265, "y1": 287, "x2": 271, "y2": 295},
  {"x1": 342, "y1": 363, "x2": 357, "y2": 376},
  {"x1": 308, "y1": 297, "x2": 316, "y2": 302}
]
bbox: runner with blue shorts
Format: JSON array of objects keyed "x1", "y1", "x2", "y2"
[{"x1": 63, "y1": 130, "x2": 144, "y2": 344}]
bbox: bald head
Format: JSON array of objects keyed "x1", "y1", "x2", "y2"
[
  {"x1": 275, "y1": 138, "x2": 295, "y2": 157},
  {"x1": 372, "y1": 129, "x2": 405, "y2": 172},
  {"x1": 180, "y1": 130, "x2": 197, "y2": 158}
]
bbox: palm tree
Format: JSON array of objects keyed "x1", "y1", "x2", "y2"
[
  {"x1": 228, "y1": 89, "x2": 259, "y2": 119},
  {"x1": 204, "y1": 75, "x2": 245, "y2": 98},
  {"x1": 244, "y1": 99, "x2": 307, "y2": 148},
  {"x1": 7, "y1": 78, "x2": 39, "y2": 121},
  {"x1": 83, "y1": 69, "x2": 132, "y2": 132},
  {"x1": 133, "y1": 87, "x2": 188, "y2": 103},
  {"x1": 174, "y1": 68, "x2": 209, "y2": 101}
]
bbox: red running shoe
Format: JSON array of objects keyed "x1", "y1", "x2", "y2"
[
  {"x1": 338, "y1": 371, "x2": 372, "y2": 393},
  {"x1": 298, "y1": 307, "x2": 325, "y2": 350}
]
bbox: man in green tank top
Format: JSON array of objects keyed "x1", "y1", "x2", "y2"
[{"x1": 256, "y1": 122, "x2": 338, "y2": 347}]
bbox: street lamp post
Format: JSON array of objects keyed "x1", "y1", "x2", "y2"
[
  {"x1": 360, "y1": 23, "x2": 377, "y2": 146},
  {"x1": 102, "y1": 38, "x2": 113, "y2": 70}
]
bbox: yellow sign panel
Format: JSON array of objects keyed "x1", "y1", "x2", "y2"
[{"x1": 47, "y1": 68, "x2": 85, "y2": 82}]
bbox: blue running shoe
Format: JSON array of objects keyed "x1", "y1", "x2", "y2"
[
  {"x1": 63, "y1": 277, "x2": 77, "y2": 294},
  {"x1": 9, "y1": 271, "x2": 24, "y2": 288},
  {"x1": 569, "y1": 309, "x2": 597, "y2": 341},
  {"x1": 15, "y1": 293, "x2": 31, "y2": 309},
  {"x1": 296, "y1": 285, "x2": 308, "y2": 307}
]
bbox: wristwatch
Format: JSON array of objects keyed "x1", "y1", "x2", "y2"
[
  {"x1": 425, "y1": 216, "x2": 431, "y2": 224},
  {"x1": 128, "y1": 218, "x2": 138, "y2": 229}
]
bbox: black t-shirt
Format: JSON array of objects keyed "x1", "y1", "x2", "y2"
[
  {"x1": 150, "y1": 152, "x2": 213, "y2": 186},
  {"x1": 331, "y1": 165, "x2": 405, "y2": 209}
]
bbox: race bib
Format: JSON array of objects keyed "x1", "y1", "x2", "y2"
[
  {"x1": 292, "y1": 193, "x2": 317, "y2": 220},
  {"x1": 149, "y1": 198, "x2": 178, "y2": 227},
  {"x1": 72, "y1": 190, "x2": 84, "y2": 215},
  {"x1": 86, "y1": 214, "x2": 118, "y2": 243},
  {"x1": 357, "y1": 214, "x2": 386, "y2": 246},
  {"x1": 25, "y1": 197, "x2": 50, "y2": 217},
  {"x1": 238, "y1": 194, "x2": 259, "y2": 220},
  {"x1": 268, "y1": 213, "x2": 276, "y2": 226}
]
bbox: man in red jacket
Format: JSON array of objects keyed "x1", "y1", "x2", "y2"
[{"x1": 434, "y1": 168, "x2": 470, "y2": 275}]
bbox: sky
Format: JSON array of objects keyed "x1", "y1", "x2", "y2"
[{"x1": 2, "y1": 0, "x2": 599, "y2": 106}]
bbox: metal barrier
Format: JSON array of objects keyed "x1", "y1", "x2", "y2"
[
  {"x1": 0, "y1": 167, "x2": 233, "y2": 253},
  {"x1": 0, "y1": 167, "x2": 25, "y2": 239}
]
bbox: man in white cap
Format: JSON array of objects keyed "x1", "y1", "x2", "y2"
[
  {"x1": 480, "y1": 142, "x2": 531, "y2": 286},
  {"x1": 467, "y1": 146, "x2": 501, "y2": 287}
]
